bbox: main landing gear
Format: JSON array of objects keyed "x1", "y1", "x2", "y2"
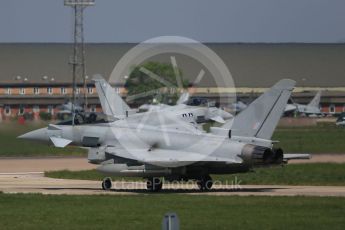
[
  {"x1": 146, "y1": 177, "x2": 163, "y2": 192},
  {"x1": 197, "y1": 175, "x2": 213, "y2": 191},
  {"x1": 102, "y1": 177, "x2": 112, "y2": 190},
  {"x1": 101, "y1": 176, "x2": 213, "y2": 192}
]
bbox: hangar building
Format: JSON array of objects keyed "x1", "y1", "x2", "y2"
[{"x1": 0, "y1": 43, "x2": 345, "y2": 120}]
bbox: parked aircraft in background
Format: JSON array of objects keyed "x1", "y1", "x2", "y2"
[
  {"x1": 94, "y1": 76, "x2": 233, "y2": 124},
  {"x1": 138, "y1": 91, "x2": 190, "y2": 112},
  {"x1": 229, "y1": 101, "x2": 248, "y2": 113},
  {"x1": 56, "y1": 101, "x2": 85, "y2": 120},
  {"x1": 19, "y1": 79, "x2": 309, "y2": 192},
  {"x1": 336, "y1": 113, "x2": 345, "y2": 126},
  {"x1": 58, "y1": 101, "x2": 84, "y2": 113},
  {"x1": 285, "y1": 91, "x2": 322, "y2": 116}
]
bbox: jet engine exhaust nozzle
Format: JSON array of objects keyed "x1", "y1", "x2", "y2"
[{"x1": 241, "y1": 144, "x2": 284, "y2": 166}]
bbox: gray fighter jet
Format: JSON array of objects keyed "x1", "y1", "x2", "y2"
[
  {"x1": 285, "y1": 90, "x2": 322, "y2": 116},
  {"x1": 93, "y1": 76, "x2": 233, "y2": 124},
  {"x1": 19, "y1": 79, "x2": 309, "y2": 191}
]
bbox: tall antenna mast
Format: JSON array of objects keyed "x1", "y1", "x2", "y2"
[{"x1": 64, "y1": 0, "x2": 95, "y2": 124}]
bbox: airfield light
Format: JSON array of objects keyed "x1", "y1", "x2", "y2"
[{"x1": 64, "y1": 0, "x2": 95, "y2": 6}]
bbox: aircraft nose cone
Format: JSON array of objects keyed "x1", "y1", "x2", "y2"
[{"x1": 18, "y1": 128, "x2": 48, "y2": 142}]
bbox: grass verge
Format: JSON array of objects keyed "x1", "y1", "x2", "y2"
[
  {"x1": 213, "y1": 163, "x2": 345, "y2": 186},
  {"x1": 0, "y1": 194, "x2": 344, "y2": 230},
  {"x1": 46, "y1": 163, "x2": 345, "y2": 186},
  {"x1": 45, "y1": 169, "x2": 143, "y2": 182},
  {"x1": 273, "y1": 123, "x2": 345, "y2": 153}
]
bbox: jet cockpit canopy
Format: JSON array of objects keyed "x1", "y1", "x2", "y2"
[
  {"x1": 186, "y1": 97, "x2": 216, "y2": 107},
  {"x1": 57, "y1": 112, "x2": 117, "y2": 126}
]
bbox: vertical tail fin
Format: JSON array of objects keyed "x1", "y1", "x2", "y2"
[
  {"x1": 176, "y1": 92, "x2": 190, "y2": 105},
  {"x1": 222, "y1": 79, "x2": 295, "y2": 140},
  {"x1": 92, "y1": 75, "x2": 130, "y2": 118},
  {"x1": 307, "y1": 90, "x2": 322, "y2": 108}
]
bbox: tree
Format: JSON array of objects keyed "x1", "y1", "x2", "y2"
[{"x1": 125, "y1": 62, "x2": 189, "y2": 104}]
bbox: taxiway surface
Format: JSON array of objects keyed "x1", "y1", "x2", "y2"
[
  {"x1": 1, "y1": 155, "x2": 345, "y2": 197},
  {"x1": 1, "y1": 173, "x2": 345, "y2": 197}
]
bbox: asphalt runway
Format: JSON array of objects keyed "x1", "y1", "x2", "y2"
[
  {"x1": 0, "y1": 155, "x2": 345, "y2": 197},
  {"x1": 1, "y1": 173, "x2": 345, "y2": 197}
]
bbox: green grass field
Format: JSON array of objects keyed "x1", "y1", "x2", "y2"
[
  {"x1": 0, "y1": 122, "x2": 86, "y2": 156},
  {"x1": 273, "y1": 123, "x2": 345, "y2": 153},
  {"x1": 0, "y1": 194, "x2": 344, "y2": 230},
  {"x1": 206, "y1": 122, "x2": 345, "y2": 153},
  {"x1": 213, "y1": 163, "x2": 345, "y2": 186},
  {"x1": 46, "y1": 163, "x2": 345, "y2": 186}
]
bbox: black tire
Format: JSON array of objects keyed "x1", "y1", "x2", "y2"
[
  {"x1": 102, "y1": 177, "x2": 112, "y2": 190},
  {"x1": 147, "y1": 177, "x2": 163, "y2": 192},
  {"x1": 197, "y1": 175, "x2": 213, "y2": 191}
]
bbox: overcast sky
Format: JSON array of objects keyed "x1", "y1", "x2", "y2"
[{"x1": 1, "y1": 0, "x2": 345, "y2": 43}]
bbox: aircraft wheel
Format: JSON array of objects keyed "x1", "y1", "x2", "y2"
[
  {"x1": 147, "y1": 177, "x2": 163, "y2": 192},
  {"x1": 197, "y1": 175, "x2": 213, "y2": 191},
  {"x1": 102, "y1": 177, "x2": 112, "y2": 190}
]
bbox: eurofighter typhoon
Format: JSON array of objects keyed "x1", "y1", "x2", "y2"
[
  {"x1": 19, "y1": 78, "x2": 310, "y2": 191},
  {"x1": 94, "y1": 75, "x2": 233, "y2": 124}
]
